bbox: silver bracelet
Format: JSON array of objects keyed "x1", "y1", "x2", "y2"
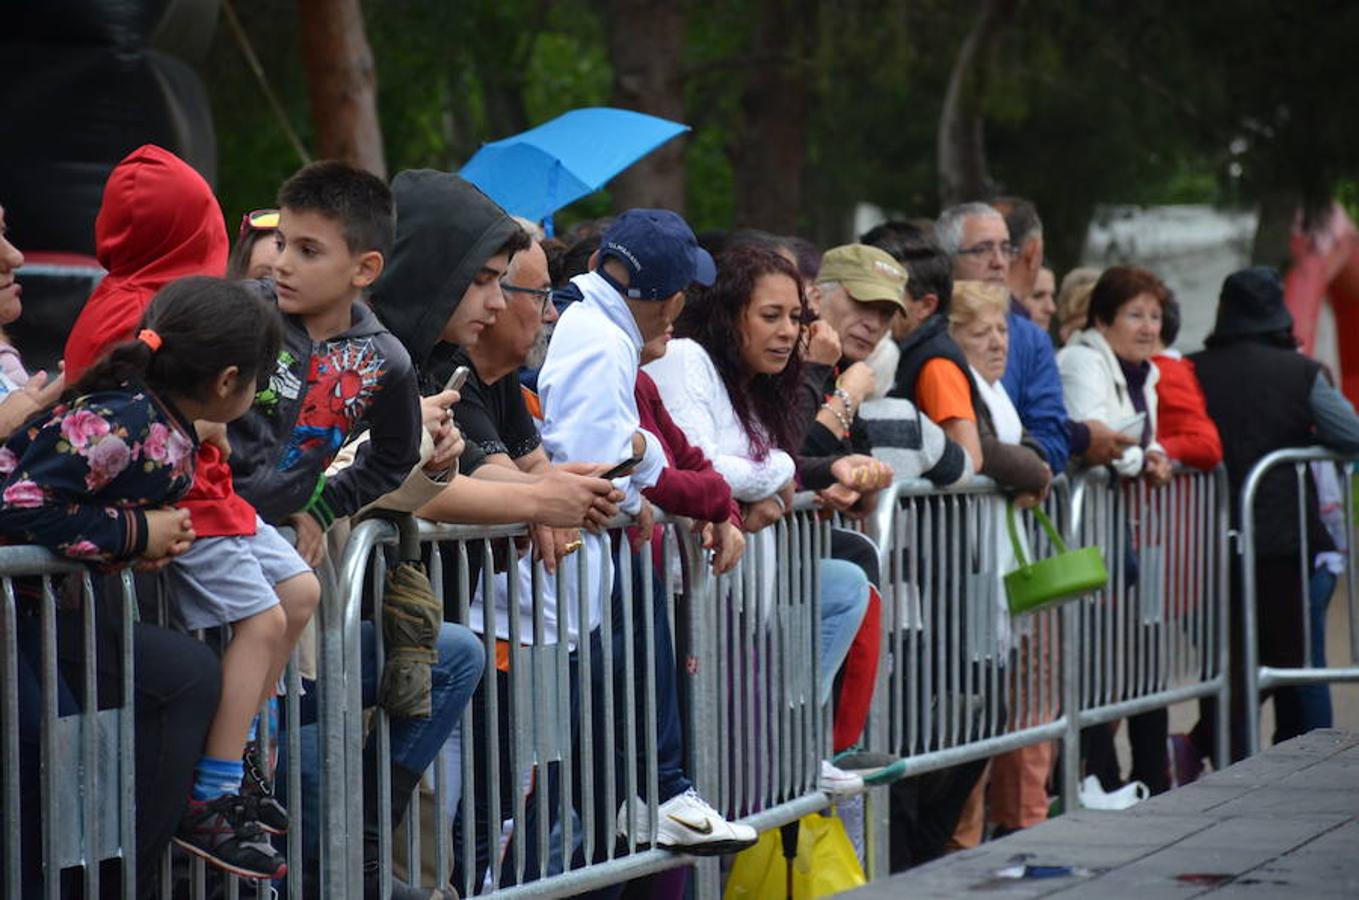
[{"x1": 821, "y1": 401, "x2": 852, "y2": 436}]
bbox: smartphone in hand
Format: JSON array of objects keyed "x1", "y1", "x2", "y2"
[
  {"x1": 443, "y1": 365, "x2": 471, "y2": 393},
  {"x1": 601, "y1": 454, "x2": 644, "y2": 479}
]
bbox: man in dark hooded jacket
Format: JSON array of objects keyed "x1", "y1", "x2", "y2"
[
  {"x1": 369, "y1": 172, "x2": 624, "y2": 892},
  {"x1": 371, "y1": 172, "x2": 620, "y2": 540}
]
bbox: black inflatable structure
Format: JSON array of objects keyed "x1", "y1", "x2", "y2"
[{"x1": 0, "y1": 0, "x2": 220, "y2": 371}]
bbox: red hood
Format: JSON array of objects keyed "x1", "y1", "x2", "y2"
[
  {"x1": 94, "y1": 144, "x2": 227, "y2": 279},
  {"x1": 66, "y1": 145, "x2": 228, "y2": 382}
]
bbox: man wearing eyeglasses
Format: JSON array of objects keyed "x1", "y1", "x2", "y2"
[
  {"x1": 937, "y1": 202, "x2": 1133, "y2": 475},
  {"x1": 450, "y1": 236, "x2": 558, "y2": 474}
]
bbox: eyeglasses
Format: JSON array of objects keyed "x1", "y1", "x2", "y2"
[
  {"x1": 500, "y1": 281, "x2": 554, "y2": 317},
  {"x1": 239, "y1": 208, "x2": 280, "y2": 239},
  {"x1": 956, "y1": 241, "x2": 1016, "y2": 261}
]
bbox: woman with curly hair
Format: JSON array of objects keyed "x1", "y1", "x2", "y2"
[{"x1": 644, "y1": 243, "x2": 870, "y2": 797}]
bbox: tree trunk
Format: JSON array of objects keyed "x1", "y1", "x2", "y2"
[
  {"x1": 297, "y1": 0, "x2": 386, "y2": 177},
  {"x1": 730, "y1": 0, "x2": 815, "y2": 233},
  {"x1": 606, "y1": 0, "x2": 688, "y2": 212},
  {"x1": 1251, "y1": 188, "x2": 1300, "y2": 267},
  {"x1": 937, "y1": 0, "x2": 1012, "y2": 208}
]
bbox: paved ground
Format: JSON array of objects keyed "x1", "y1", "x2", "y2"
[{"x1": 849, "y1": 729, "x2": 1359, "y2": 898}]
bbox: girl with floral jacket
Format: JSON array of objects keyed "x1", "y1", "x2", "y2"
[{"x1": 0, "y1": 277, "x2": 279, "y2": 568}]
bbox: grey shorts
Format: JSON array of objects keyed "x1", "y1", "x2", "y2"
[{"x1": 166, "y1": 516, "x2": 313, "y2": 630}]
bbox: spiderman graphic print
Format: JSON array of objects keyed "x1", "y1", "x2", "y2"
[{"x1": 279, "y1": 339, "x2": 386, "y2": 471}]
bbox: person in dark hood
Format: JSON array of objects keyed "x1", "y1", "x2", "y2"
[
  {"x1": 1179, "y1": 267, "x2": 1359, "y2": 768},
  {"x1": 370, "y1": 171, "x2": 621, "y2": 540}
]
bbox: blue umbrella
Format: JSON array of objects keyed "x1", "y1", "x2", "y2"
[{"x1": 459, "y1": 107, "x2": 690, "y2": 224}]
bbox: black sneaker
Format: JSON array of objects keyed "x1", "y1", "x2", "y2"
[
  {"x1": 242, "y1": 741, "x2": 289, "y2": 835},
  {"x1": 173, "y1": 794, "x2": 287, "y2": 880}
]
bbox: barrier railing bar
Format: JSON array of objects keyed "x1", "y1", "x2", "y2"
[{"x1": 1240, "y1": 447, "x2": 1359, "y2": 754}]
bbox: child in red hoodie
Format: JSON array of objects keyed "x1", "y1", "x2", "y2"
[{"x1": 64, "y1": 145, "x2": 318, "y2": 881}]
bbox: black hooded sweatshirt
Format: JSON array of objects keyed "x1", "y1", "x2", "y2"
[{"x1": 371, "y1": 171, "x2": 523, "y2": 475}]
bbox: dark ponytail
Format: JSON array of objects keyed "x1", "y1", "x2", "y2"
[{"x1": 70, "y1": 276, "x2": 283, "y2": 403}]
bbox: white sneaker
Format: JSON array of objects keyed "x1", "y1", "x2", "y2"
[
  {"x1": 819, "y1": 759, "x2": 866, "y2": 798},
  {"x1": 1077, "y1": 775, "x2": 1149, "y2": 810},
  {"x1": 618, "y1": 789, "x2": 758, "y2": 856}
]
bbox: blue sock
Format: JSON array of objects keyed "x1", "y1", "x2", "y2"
[{"x1": 192, "y1": 755, "x2": 245, "y2": 801}]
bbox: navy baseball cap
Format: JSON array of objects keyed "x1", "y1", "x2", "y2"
[{"x1": 596, "y1": 209, "x2": 716, "y2": 300}]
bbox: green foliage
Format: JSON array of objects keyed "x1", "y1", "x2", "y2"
[{"x1": 201, "y1": 0, "x2": 1359, "y2": 261}]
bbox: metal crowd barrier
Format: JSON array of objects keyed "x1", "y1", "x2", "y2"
[
  {"x1": 0, "y1": 548, "x2": 136, "y2": 900},
  {"x1": 0, "y1": 545, "x2": 312, "y2": 900},
  {"x1": 1062, "y1": 466, "x2": 1231, "y2": 796},
  {"x1": 1240, "y1": 448, "x2": 1359, "y2": 754},
  {"x1": 5, "y1": 467, "x2": 1240, "y2": 898},
  {"x1": 340, "y1": 495, "x2": 831, "y2": 900},
  {"x1": 860, "y1": 467, "x2": 1231, "y2": 880}
]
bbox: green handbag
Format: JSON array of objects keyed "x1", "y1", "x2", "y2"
[{"x1": 1004, "y1": 501, "x2": 1108, "y2": 615}]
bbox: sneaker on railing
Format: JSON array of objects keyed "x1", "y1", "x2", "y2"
[
  {"x1": 1168, "y1": 733, "x2": 1204, "y2": 787},
  {"x1": 831, "y1": 749, "x2": 908, "y2": 786},
  {"x1": 618, "y1": 789, "x2": 759, "y2": 856},
  {"x1": 818, "y1": 760, "x2": 866, "y2": 798},
  {"x1": 174, "y1": 793, "x2": 287, "y2": 880},
  {"x1": 242, "y1": 741, "x2": 289, "y2": 835}
]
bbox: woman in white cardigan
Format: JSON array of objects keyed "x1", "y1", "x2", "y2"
[
  {"x1": 644, "y1": 243, "x2": 874, "y2": 796},
  {"x1": 1057, "y1": 266, "x2": 1173, "y2": 484},
  {"x1": 1056, "y1": 264, "x2": 1175, "y2": 801}
]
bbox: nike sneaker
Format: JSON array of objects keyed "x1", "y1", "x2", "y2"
[{"x1": 618, "y1": 789, "x2": 759, "y2": 856}]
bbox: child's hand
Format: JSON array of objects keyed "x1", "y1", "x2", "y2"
[
  {"x1": 195, "y1": 421, "x2": 231, "y2": 458},
  {"x1": 144, "y1": 507, "x2": 195, "y2": 559},
  {"x1": 288, "y1": 512, "x2": 325, "y2": 567}
]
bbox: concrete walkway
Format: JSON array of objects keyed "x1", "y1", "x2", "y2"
[{"x1": 849, "y1": 729, "x2": 1359, "y2": 898}]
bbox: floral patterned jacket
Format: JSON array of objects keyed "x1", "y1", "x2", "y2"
[{"x1": 0, "y1": 384, "x2": 198, "y2": 563}]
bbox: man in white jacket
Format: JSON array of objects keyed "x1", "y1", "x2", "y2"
[{"x1": 533, "y1": 209, "x2": 759, "y2": 855}]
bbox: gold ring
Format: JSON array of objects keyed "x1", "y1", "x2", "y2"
[{"x1": 563, "y1": 540, "x2": 583, "y2": 554}]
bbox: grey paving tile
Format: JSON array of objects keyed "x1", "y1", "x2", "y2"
[
  {"x1": 851, "y1": 733, "x2": 1359, "y2": 900},
  {"x1": 1123, "y1": 783, "x2": 1255, "y2": 814},
  {"x1": 1208, "y1": 785, "x2": 1359, "y2": 817},
  {"x1": 1171, "y1": 813, "x2": 1350, "y2": 851}
]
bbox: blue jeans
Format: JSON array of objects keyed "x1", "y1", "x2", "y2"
[
  {"x1": 283, "y1": 621, "x2": 485, "y2": 860},
  {"x1": 819, "y1": 558, "x2": 870, "y2": 706},
  {"x1": 1297, "y1": 567, "x2": 1337, "y2": 731}
]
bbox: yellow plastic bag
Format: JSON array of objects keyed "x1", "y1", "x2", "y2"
[{"x1": 724, "y1": 814, "x2": 867, "y2": 900}]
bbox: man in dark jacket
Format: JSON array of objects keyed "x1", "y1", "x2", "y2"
[
  {"x1": 1186, "y1": 266, "x2": 1359, "y2": 763},
  {"x1": 371, "y1": 172, "x2": 621, "y2": 541}
]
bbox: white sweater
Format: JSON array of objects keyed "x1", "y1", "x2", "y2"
[
  {"x1": 643, "y1": 338, "x2": 795, "y2": 502},
  {"x1": 473, "y1": 271, "x2": 668, "y2": 648},
  {"x1": 1056, "y1": 328, "x2": 1163, "y2": 477}
]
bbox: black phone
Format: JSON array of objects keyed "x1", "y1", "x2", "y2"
[
  {"x1": 443, "y1": 365, "x2": 471, "y2": 393},
  {"x1": 601, "y1": 454, "x2": 644, "y2": 479}
]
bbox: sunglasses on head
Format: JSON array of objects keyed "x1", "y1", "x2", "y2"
[{"x1": 239, "y1": 208, "x2": 280, "y2": 239}]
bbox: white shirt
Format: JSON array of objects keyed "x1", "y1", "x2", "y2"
[
  {"x1": 972, "y1": 366, "x2": 1023, "y2": 445},
  {"x1": 471, "y1": 270, "x2": 666, "y2": 648},
  {"x1": 645, "y1": 337, "x2": 791, "y2": 619},
  {"x1": 643, "y1": 338, "x2": 795, "y2": 501}
]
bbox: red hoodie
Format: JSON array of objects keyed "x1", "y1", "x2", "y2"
[{"x1": 63, "y1": 144, "x2": 255, "y2": 536}]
